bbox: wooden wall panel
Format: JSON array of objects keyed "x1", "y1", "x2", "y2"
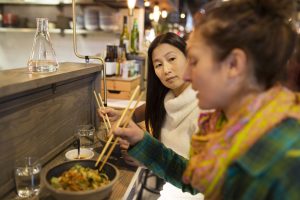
[{"x1": 0, "y1": 64, "x2": 102, "y2": 197}]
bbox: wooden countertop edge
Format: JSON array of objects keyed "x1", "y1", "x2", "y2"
[{"x1": 0, "y1": 62, "x2": 103, "y2": 98}]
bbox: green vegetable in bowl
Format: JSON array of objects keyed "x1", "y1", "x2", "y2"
[{"x1": 50, "y1": 164, "x2": 110, "y2": 191}]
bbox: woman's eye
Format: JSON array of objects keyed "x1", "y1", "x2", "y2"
[
  {"x1": 169, "y1": 57, "x2": 176, "y2": 62},
  {"x1": 188, "y1": 58, "x2": 197, "y2": 66},
  {"x1": 155, "y1": 63, "x2": 162, "y2": 68}
]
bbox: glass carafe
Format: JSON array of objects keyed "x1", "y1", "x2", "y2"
[{"x1": 28, "y1": 18, "x2": 59, "y2": 73}]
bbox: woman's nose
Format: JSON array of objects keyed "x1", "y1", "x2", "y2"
[{"x1": 163, "y1": 62, "x2": 172, "y2": 74}]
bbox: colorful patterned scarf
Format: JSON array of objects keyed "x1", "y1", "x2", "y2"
[
  {"x1": 190, "y1": 111, "x2": 226, "y2": 155},
  {"x1": 187, "y1": 86, "x2": 300, "y2": 199}
]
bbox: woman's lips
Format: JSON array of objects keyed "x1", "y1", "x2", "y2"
[{"x1": 166, "y1": 76, "x2": 176, "y2": 82}]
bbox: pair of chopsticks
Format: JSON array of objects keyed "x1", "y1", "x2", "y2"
[
  {"x1": 95, "y1": 85, "x2": 144, "y2": 171},
  {"x1": 93, "y1": 91, "x2": 112, "y2": 137}
]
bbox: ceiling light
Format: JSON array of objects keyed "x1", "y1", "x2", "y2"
[
  {"x1": 161, "y1": 10, "x2": 168, "y2": 19},
  {"x1": 127, "y1": 0, "x2": 137, "y2": 16},
  {"x1": 153, "y1": 4, "x2": 160, "y2": 22},
  {"x1": 149, "y1": 13, "x2": 154, "y2": 20},
  {"x1": 144, "y1": 0, "x2": 150, "y2": 7}
]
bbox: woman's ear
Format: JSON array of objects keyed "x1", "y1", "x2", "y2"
[{"x1": 223, "y1": 48, "x2": 248, "y2": 79}]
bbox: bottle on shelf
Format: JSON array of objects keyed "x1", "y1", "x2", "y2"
[
  {"x1": 113, "y1": 45, "x2": 119, "y2": 76},
  {"x1": 0, "y1": 12, "x2": 2, "y2": 27},
  {"x1": 115, "y1": 45, "x2": 121, "y2": 76},
  {"x1": 130, "y1": 18, "x2": 139, "y2": 54},
  {"x1": 120, "y1": 16, "x2": 130, "y2": 55},
  {"x1": 105, "y1": 45, "x2": 116, "y2": 76},
  {"x1": 120, "y1": 46, "x2": 129, "y2": 79}
]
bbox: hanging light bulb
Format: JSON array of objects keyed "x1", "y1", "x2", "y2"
[
  {"x1": 127, "y1": 0, "x2": 137, "y2": 16},
  {"x1": 154, "y1": 3, "x2": 160, "y2": 13},
  {"x1": 144, "y1": 0, "x2": 150, "y2": 7},
  {"x1": 180, "y1": 13, "x2": 186, "y2": 19},
  {"x1": 161, "y1": 9, "x2": 168, "y2": 19},
  {"x1": 149, "y1": 13, "x2": 154, "y2": 20},
  {"x1": 153, "y1": 3, "x2": 160, "y2": 22}
]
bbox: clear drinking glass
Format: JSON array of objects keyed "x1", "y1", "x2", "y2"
[
  {"x1": 27, "y1": 18, "x2": 59, "y2": 73},
  {"x1": 14, "y1": 157, "x2": 41, "y2": 198},
  {"x1": 76, "y1": 124, "x2": 95, "y2": 150}
]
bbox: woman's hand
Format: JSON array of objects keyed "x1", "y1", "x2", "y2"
[
  {"x1": 113, "y1": 120, "x2": 144, "y2": 146},
  {"x1": 119, "y1": 138, "x2": 130, "y2": 150},
  {"x1": 97, "y1": 107, "x2": 122, "y2": 122},
  {"x1": 121, "y1": 150, "x2": 141, "y2": 166},
  {"x1": 119, "y1": 138, "x2": 141, "y2": 166}
]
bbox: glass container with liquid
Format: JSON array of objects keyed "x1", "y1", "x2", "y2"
[
  {"x1": 130, "y1": 18, "x2": 139, "y2": 54},
  {"x1": 28, "y1": 18, "x2": 59, "y2": 73},
  {"x1": 14, "y1": 157, "x2": 41, "y2": 198}
]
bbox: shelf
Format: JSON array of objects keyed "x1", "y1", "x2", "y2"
[
  {"x1": 0, "y1": 27, "x2": 120, "y2": 35},
  {"x1": 0, "y1": 0, "x2": 134, "y2": 8},
  {"x1": 0, "y1": 0, "x2": 95, "y2": 6},
  {"x1": 0, "y1": 0, "x2": 147, "y2": 8}
]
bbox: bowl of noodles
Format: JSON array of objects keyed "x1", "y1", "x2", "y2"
[{"x1": 42, "y1": 160, "x2": 119, "y2": 200}]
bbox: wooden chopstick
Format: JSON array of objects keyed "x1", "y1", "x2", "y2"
[
  {"x1": 95, "y1": 85, "x2": 140, "y2": 167},
  {"x1": 98, "y1": 91, "x2": 144, "y2": 171},
  {"x1": 93, "y1": 91, "x2": 110, "y2": 133},
  {"x1": 97, "y1": 93, "x2": 112, "y2": 129},
  {"x1": 95, "y1": 86, "x2": 140, "y2": 167}
]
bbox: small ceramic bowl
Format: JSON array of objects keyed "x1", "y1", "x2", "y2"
[{"x1": 65, "y1": 148, "x2": 94, "y2": 161}]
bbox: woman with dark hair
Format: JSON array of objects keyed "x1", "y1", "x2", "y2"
[
  {"x1": 112, "y1": 0, "x2": 300, "y2": 199},
  {"x1": 286, "y1": 35, "x2": 300, "y2": 91},
  {"x1": 100, "y1": 32, "x2": 203, "y2": 199}
]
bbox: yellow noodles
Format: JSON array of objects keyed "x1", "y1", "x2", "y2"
[{"x1": 50, "y1": 164, "x2": 110, "y2": 191}]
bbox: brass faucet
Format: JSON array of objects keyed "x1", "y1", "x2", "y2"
[{"x1": 71, "y1": 0, "x2": 107, "y2": 106}]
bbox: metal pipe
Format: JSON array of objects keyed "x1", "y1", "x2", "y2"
[{"x1": 72, "y1": 0, "x2": 107, "y2": 106}]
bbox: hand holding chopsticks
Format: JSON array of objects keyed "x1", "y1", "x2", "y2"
[
  {"x1": 98, "y1": 91, "x2": 144, "y2": 171},
  {"x1": 97, "y1": 93, "x2": 112, "y2": 129},
  {"x1": 93, "y1": 91, "x2": 111, "y2": 134},
  {"x1": 95, "y1": 85, "x2": 142, "y2": 170}
]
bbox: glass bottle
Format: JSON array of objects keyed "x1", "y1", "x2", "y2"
[
  {"x1": 120, "y1": 16, "x2": 130, "y2": 54},
  {"x1": 28, "y1": 18, "x2": 59, "y2": 73},
  {"x1": 121, "y1": 47, "x2": 129, "y2": 79},
  {"x1": 116, "y1": 46, "x2": 123, "y2": 76},
  {"x1": 105, "y1": 45, "x2": 116, "y2": 76},
  {"x1": 113, "y1": 45, "x2": 118, "y2": 76},
  {"x1": 0, "y1": 12, "x2": 2, "y2": 27},
  {"x1": 130, "y1": 18, "x2": 139, "y2": 54}
]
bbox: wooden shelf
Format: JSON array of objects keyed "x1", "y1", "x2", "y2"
[
  {"x1": 0, "y1": 27, "x2": 120, "y2": 35},
  {"x1": 0, "y1": 0, "x2": 134, "y2": 8},
  {"x1": 0, "y1": 0, "x2": 95, "y2": 6}
]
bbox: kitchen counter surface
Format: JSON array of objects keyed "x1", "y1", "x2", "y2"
[{"x1": 0, "y1": 62, "x2": 102, "y2": 98}]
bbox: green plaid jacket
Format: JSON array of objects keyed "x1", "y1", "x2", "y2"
[{"x1": 128, "y1": 118, "x2": 300, "y2": 200}]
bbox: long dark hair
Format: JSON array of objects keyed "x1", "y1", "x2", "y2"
[
  {"x1": 145, "y1": 32, "x2": 186, "y2": 139},
  {"x1": 286, "y1": 35, "x2": 300, "y2": 91}
]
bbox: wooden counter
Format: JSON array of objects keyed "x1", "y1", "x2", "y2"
[
  {"x1": 0, "y1": 62, "x2": 102, "y2": 99},
  {"x1": 0, "y1": 62, "x2": 104, "y2": 197}
]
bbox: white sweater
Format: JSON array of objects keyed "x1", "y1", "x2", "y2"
[
  {"x1": 161, "y1": 85, "x2": 199, "y2": 158},
  {"x1": 159, "y1": 85, "x2": 204, "y2": 200}
]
